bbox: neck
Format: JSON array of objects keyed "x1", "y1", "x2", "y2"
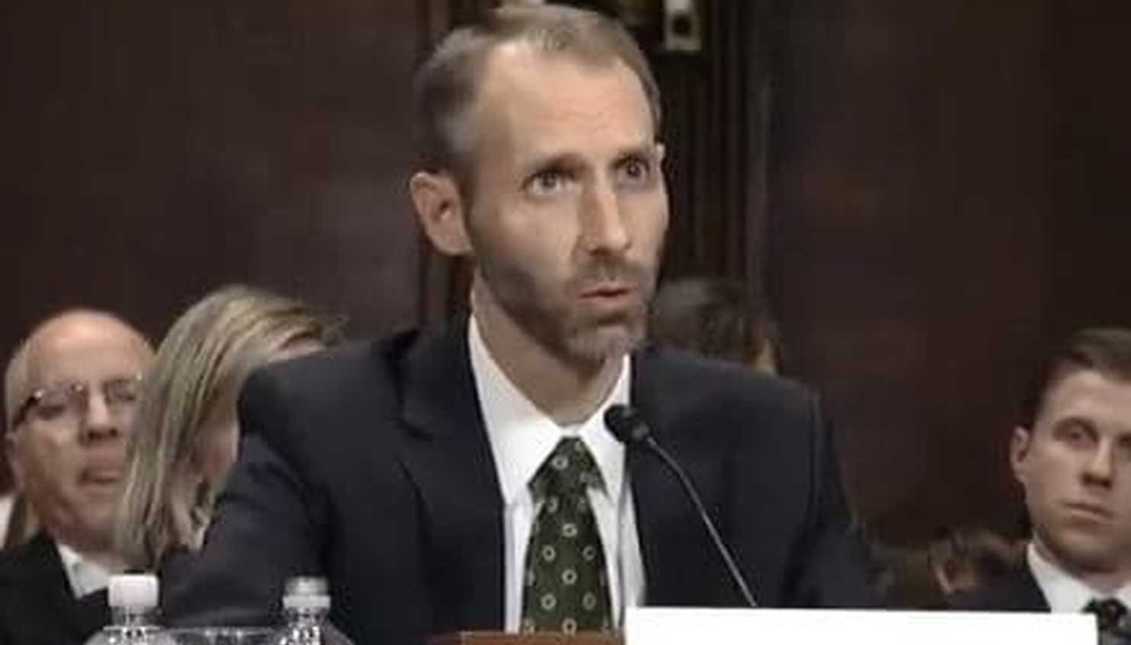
[
  {"x1": 58, "y1": 538, "x2": 127, "y2": 573},
  {"x1": 472, "y1": 284, "x2": 624, "y2": 426},
  {"x1": 51, "y1": 524, "x2": 126, "y2": 572},
  {"x1": 1034, "y1": 536, "x2": 1131, "y2": 594}
]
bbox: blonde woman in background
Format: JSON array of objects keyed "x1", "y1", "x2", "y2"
[{"x1": 114, "y1": 285, "x2": 342, "y2": 571}]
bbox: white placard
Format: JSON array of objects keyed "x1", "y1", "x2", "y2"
[{"x1": 625, "y1": 607, "x2": 1094, "y2": 645}]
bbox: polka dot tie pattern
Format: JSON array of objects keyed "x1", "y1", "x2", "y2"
[{"x1": 520, "y1": 437, "x2": 612, "y2": 634}]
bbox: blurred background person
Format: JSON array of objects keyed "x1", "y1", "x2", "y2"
[
  {"x1": 649, "y1": 276, "x2": 784, "y2": 375},
  {"x1": 0, "y1": 495, "x2": 36, "y2": 550},
  {"x1": 115, "y1": 285, "x2": 342, "y2": 575},
  {"x1": 0, "y1": 310, "x2": 153, "y2": 645},
  {"x1": 867, "y1": 526, "x2": 1022, "y2": 609},
  {"x1": 2, "y1": 350, "x2": 38, "y2": 550},
  {"x1": 927, "y1": 526, "x2": 1023, "y2": 598},
  {"x1": 954, "y1": 328, "x2": 1131, "y2": 641}
]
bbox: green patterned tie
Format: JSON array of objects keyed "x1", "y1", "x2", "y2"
[
  {"x1": 1085, "y1": 598, "x2": 1130, "y2": 645},
  {"x1": 520, "y1": 437, "x2": 612, "y2": 634}
]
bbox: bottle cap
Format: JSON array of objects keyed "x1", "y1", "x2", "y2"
[
  {"x1": 284, "y1": 577, "x2": 328, "y2": 596},
  {"x1": 108, "y1": 574, "x2": 159, "y2": 609},
  {"x1": 282, "y1": 576, "x2": 331, "y2": 611},
  {"x1": 282, "y1": 593, "x2": 332, "y2": 610}
]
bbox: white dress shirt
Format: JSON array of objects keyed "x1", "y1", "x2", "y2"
[
  {"x1": 1028, "y1": 541, "x2": 1131, "y2": 612},
  {"x1": 468, "y1": 317, "x2": 646, "y2": 632},
  {"x1": 55, "y1": 541, "x2": 113, "y2": 598}
]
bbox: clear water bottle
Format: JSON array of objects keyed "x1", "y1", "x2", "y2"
[
  {"x1": 85, "y1": 574, "x2": 175, "y2": 645},
  {"x1": 270, "y1": 577, "x2": 332, "y2": 645}
]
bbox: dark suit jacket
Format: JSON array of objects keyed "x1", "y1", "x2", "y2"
[
  {"x1": 163, "y1": 323, "x2": 875, "y2": 643},
  {"x1": 950, "y1": 564, "x2": 1050, "y2": 611},
  {"x1": 0, "y1": 532, "x2": 109, "y2": 645}
]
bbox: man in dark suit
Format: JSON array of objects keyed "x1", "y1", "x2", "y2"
[
  {"x1": 0, "y1": 533, "x2": 111, "y2": 645},
  {"x1": 0, "y1": 310, "x2": 153, "y2": 644},
  {"x1": 955, "y1": 329, "x2": 1131, "y2": 640},
  {"x1": 163, "y1": 5, "x2": 874, "y2": 642}
]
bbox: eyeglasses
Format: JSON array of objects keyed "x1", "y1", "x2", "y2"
[{"x1": 10, "y1": 375, "x2": 143, "y2": 429}]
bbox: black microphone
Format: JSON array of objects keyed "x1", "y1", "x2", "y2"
[{"x1": 604, "y1": 404, "x2": 758, "y2": 608}]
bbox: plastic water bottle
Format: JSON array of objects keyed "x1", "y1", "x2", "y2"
[
  {"x1": 85, "y1": 574, "x2": 174, "y2": 645},
  {"x1": 270, "y1": 577, "x2": 333, "y2": 645}
]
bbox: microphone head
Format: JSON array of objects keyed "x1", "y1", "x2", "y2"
[{"x1": 604, "y1": 404, "x2": 650, "y2": 444}]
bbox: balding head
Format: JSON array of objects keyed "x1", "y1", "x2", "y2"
[
  {"x1": 4, "y1": 309, "x2": 152, "y2": 554},
  {"x1": 5, "y1": 310, "x2": 150, "y2": 431}
]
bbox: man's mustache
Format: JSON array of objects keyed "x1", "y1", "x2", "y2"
[{"x1": 571, "y1": 258, "x2": 654, "y2": 292}]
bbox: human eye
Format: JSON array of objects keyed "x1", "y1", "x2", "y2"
[
  {"x1": 30, "y1": 389, "x2": 71, "y2": 421},
  {"x1": 525, "y1": 167, "x2": 574, "y2": 198},
  {"x1": 615, "y1": 155, "x2": 653, "y2": 188},
  {"x1": 1055, "y1": 421, "x2": 1094, "y2": 449},
  {"x1": 105, "y1": 377, "x2": 142, "y2": 405},
  {"x1": 1117, "y1": 435, "x2": 1131, "y2": 462}
]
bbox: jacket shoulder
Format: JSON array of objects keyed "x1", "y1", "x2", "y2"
[
  {"x1": 636, "y1": 346, "x2": 818, "y2": 431},
  {"x1": 0, "y1": 533, "x2": 56, "y2": 582}
]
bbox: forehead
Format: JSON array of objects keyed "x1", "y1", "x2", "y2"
[
  {"x1": 471, "y1": 43, "x2": 655, "y2": 156},
  {"x1": 1037, "y1": 369, "x2": 1131, "y2": 435},
  {"x1": 26, "y1": 316, "x2": 149, "y2": 386}
]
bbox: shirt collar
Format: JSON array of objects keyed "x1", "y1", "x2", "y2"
[
  {"x1": 468, "y1": 315, "x2": 629, "y2": 507},
  {"x1": 1028, "y1": 541, "x2": 1131, "y2": 612},
  {"x1": 55, "y1": 541, "x2": 112, "y2": 599}
]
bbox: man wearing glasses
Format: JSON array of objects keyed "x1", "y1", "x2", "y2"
[{"x1": 0, "y1": 310, "x2": 152, "y2": 645}]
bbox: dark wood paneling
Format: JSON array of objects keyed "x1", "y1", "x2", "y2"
[
  {"x1": 1046, "y1": 0, "x2": 1131, "y2": 340},
  {"x1": 653, "y1": 0, "x2": 776, "y2": 288},
  {"x1": 1, "y1": 0, "x2": 422, "y2": 354},
  {"x1": 0, "y1": 1, "x2": 425, "y2": 489},
  {"x1": 773, "y1": 0, "x2": 1050, "y2": 538}
]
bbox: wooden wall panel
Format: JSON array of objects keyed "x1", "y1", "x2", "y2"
[
  {"x1": 773, "y1": 0, "x2": 1050, "y2": 539},
  {"x1": 0, "y1": 0, "x2": 425, "y2": 490},
  {"x1": 1046, "y1": 0, "x2": 1131, "y2": 340},
  {"x1": 1, "y1": 0, "x2": 423, "y2": 359}
]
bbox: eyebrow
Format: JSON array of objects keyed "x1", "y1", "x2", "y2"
[
  {"x1": 1051, "y1": 416, "x2": 1097, "y2": 433},
  {"x1": 612, "y1": 143, "x2": 658, "y2": 163},
  {"x1": 521, "y1": 141, "x2": 658, "y2": 176}
]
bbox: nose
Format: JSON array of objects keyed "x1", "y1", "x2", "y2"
[
  {"x1": 580, "y1": 180, "x2": 630, "y2": 255},
  {"x1": 1082, "y1": 439, "x2": 1115, "y2": 487},
  {"x1": 80, "y1": 390, "x2": 121, "y2": 443}
]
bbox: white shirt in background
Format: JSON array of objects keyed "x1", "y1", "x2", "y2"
[
  {"x1": 1028, "y1": 540, "x2": 1131, "y2": 612},
  {"x1": 55, "y1": 541, "x2": 113, "y2": 598}
]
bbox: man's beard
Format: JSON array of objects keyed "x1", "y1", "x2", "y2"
[{"x1": 480, "y1": 254, "x2": 655, "y2": 370}]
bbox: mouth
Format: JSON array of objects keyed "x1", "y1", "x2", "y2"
[
  {"x1": 1063, "y1": 501, "x2": 1114, "y2": 521},
  {"x1": 580, "y1": 282, "x2": 636, "y2": 301},
  {"x1": 80, "y1": 467, "x2": 123, "y2": 488}
]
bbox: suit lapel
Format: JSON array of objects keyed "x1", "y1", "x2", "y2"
[
  {"x1": 1018, "y1": 565, "x2": 1052, "y2": 611},
  {"x1": 397, "y1": 322, "x2": 505, "y2": 632},
  {"x1": 8, "y1": 533, "x2": 109, "y2": 640}
]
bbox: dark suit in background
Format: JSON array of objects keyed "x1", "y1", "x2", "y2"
[
  {"x1": 950, "y1": 562, "x2": 1049, "y2": 611},
  {"x1": 163, "y1": 323, "x2": 875, "y2": 643},
  {"x1": 0, "y1": 532, "x2": 108, "y2": 645},
  {"x1": 951, "y1": 564, "x2": 1049, "y2": 611}
]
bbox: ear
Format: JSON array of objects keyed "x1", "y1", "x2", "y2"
[
  {"x1": 655, "y1": 142, "x2": 666, "y2": 165},
  {"x1": 5, "y1": 433, "x2": 25, "y2": 490},
  {"x1": 409, "y1": 171, "x2": 472, "y2": 257},
  {"x1": 1010, "y1": 425, "x2": 1033, "y2": 485}
]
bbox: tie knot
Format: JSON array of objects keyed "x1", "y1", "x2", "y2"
[
  {"x1": 531, "y1": 437, "x2": 603, "y2": 498},
  {"x1": 1085, "y1": 598, "x2": 1129, "y2": 633}
]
